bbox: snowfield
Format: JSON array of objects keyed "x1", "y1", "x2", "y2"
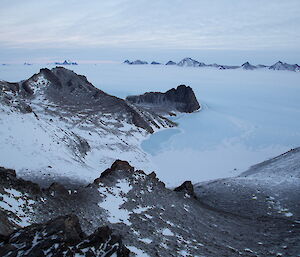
[{"x1": 0, "y1": 63, "x2": 299, "y2": 186}]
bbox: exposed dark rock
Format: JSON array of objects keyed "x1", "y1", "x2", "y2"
[
  {"x1": 1, "y1": 158, "x2": 300, "y2": 256},
  {"x1": 0, "y1": 215, "x2": 130, "y2": 257},
  {"x1": 174, "y1": 180, "x2": 196, "y2": 198},
  {"x1": 96, "y1": 160, "x2": 134, "y2": 182},
  {"x1": 126, "y1": 84, "x2": 200, "y2": 114}
]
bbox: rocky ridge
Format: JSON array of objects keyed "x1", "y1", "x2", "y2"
[
  {"x1": 0, "y1": 67, "x2": 176, "y2": 185},
  {"x1": 126, "y1": 85, "x2": 200, "y2": 115},
  {"x1": 1, "y1": 157, "x2": 300, "y2": 256}
]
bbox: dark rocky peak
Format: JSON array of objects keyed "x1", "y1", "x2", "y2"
[
  {"x1": 165, "y1": 60, "x2": 177, "y2": 65},
  {"x1": 0, "y1": 215, "x2": 129, "y2": 256},
  {"x1": 241, "y1": 62, "x2": 257, "y2": 70},
  {"x1": 20, "y1": 66, "x2": 106, "y2": 99},
  {"x1": 95, "y1": 160, "x2": 135, "y2": 183},
  {"x1": 126, "y1": 84, "x2": 200, "y2": 113},
  {"x1": 174, "y1": 180, "x2": 196, "y2": 198},
  {"x1": 151, "y1": 61, "x2": 161, "y2": 65}
]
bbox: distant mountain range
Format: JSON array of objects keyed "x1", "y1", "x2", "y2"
[
  {"x1": 124, "y1": 58, "x2": 300, "y2": 72},
  {"x1": 54, "y1": 59, "x2": 78, "y2": 65}
]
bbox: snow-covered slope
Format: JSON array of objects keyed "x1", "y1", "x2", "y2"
[
  {"x1": 195, "y1": 148, "x2": 300, "y2": 220},
  {"x1": 0, "y1": 67, "x2": 175, "y2": 185}
]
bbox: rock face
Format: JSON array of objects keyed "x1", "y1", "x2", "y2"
[
  {"x1": 126, "y1": 85, "x2": 200, "y2": 114},
  {"x1": 0, "y1": 215, "x2": 130, "y2": 257},
  {"x1": 174, "y1": 180, "x2": 196, "y2": 198}
]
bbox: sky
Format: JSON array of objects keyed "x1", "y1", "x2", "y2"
[{"x1": 0, "y1": 0, "x2": 300, "y2": 64}]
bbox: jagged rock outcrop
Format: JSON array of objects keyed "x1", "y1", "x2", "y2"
[
  {"x1": 174, "y1": 180, "x2": 196, "y2": 198},
  {"x1": 126, "y1": 85, "x2": 200, "y2": 114},
  {"x1": 151, "y1": 61, "x2": 161, "y2": 65},
  {"x1": 0, "y1": 215, "x2": 130, "y2": 257}
]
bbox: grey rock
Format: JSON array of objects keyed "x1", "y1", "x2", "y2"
[
  {"x1": 126, "y1": 84, "x2": 200, "y2": 114},
  {"x1": 0, "y1": 215, "x2": 129, "y2": 257},
  {"x1": 174, "y1": 180, "x2": 196, "y2": 198}
]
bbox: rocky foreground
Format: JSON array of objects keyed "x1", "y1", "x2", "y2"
[{"x1": 1, "y1": 152, "x2": 300, "y2": 256}]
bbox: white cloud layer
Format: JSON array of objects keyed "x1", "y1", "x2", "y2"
[{"x1": 1, "y1": 0, "x2": 300, "y2": 50}]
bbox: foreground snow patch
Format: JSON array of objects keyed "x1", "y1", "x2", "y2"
[
  {"x1": 98, "y1": 179, "x2": 132, "y2": 225},
  {"x1": 0, "y1": 188, "x2": 35, "y2": 226}
]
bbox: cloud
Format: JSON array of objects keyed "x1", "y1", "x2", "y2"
[{"x1": 0, "y1": 0, "x2": 299, "y2": 51}]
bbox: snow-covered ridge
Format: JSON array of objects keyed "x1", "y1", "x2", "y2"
[
  {"x1": 0, "y1": 67, "x2": 175, "y2": 185},
  {"x1": 124, "y1": 58, "x2": 300, "y2": 71}
]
